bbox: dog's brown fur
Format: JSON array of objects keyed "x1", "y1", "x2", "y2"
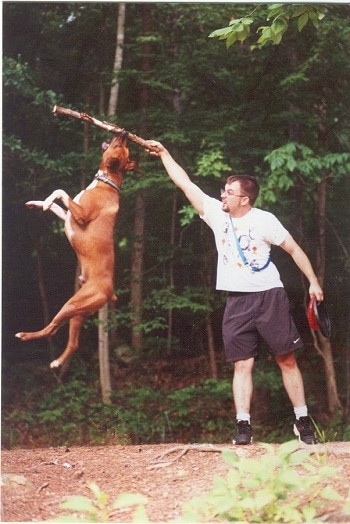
[{"x1": 16, "y1": 132, "x2": 138, "y2": 368}]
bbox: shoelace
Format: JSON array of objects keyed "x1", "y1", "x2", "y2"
[
  {"x1": 297, "y1": 417, "x2": 314, "y2": 434},
  {"x1": 237, "y1": 421, "x2": 251, "y2": 433}
]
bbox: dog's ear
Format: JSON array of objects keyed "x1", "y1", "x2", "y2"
[
  {"x1": 125, "y1": 159, "x2": 141, "y2": 173},
  {"x1": 105, "y1": 157, "x2": 122, "y2": 170},
  {"x1": 108, "y1": 157, "x2": 141, "y2": 173}
]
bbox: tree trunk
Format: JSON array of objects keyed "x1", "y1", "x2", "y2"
[
  {"x1": 131, "y1": 191, "x2": 145, "y2": 349},
  {"x1": 313, "y1": 99, "x2": 342, "y2": 415},
  {"x1": 166, "y1": 38, "x2": 181, "y2": 353},
  {"x1": 312, "y1": 179, "x2": 342, "y2": 414},
  {"x1": 206, "y1": 311, "x2": 217, "y2": 379},
  {"x1": 166, "y1": 193, "x2": 177, "y2": 353},
  {"x1": 313, "y1": 333, "x2": 342, "y2": 414},
  {"x1": 201, "y1": 230, "x2": 218, "y2": 379},
  {"x1": 108, "y1": 2, "x2": 125, "y2": 116},
  {"x1": 316, "y1": 179, "x2": 326, "y2": 285},
  {"x1": 98, "y1": 301, "x2": 112, "y2": 405},
  {"x1": 98, "y1": 2, "x2": 126, "y2": 404},
  {"x1": 130, "y1": 4, "x2": 152, "y2": 350},
  {"x1": 33, "y1": 236, "x2": 55, "y2": 363}
]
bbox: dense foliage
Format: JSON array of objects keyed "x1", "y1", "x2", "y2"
[
  {"x1": 2, "y1": 3, "x2": 350, "y2": 444},
  {"x1": 3, "y1": 355, "x2": 350, "y2": 449}
]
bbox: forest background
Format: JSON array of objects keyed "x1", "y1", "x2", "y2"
[{"x1": 2, "y1": 2, "x2": 350, "y2": 448}]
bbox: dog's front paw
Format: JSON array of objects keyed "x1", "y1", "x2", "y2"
[
  {"x1": 25, "y1": 200, "x2": 45, "y2": 209},
  {"x1": 50, "y1": 359, "x2": 62, "y2": 369}
]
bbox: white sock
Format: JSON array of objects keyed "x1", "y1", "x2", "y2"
[
  {"x1": 294, "y1": 405, "x2": 308, "y2": 420},
  {"x1": 236, "y1": 412, "x2": 250, "y2": 423}
]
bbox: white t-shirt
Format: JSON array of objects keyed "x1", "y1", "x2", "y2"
[{"x1": 200, "y1": 195, "x2": 289, "y2": 292}]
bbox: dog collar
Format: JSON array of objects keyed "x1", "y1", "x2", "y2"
[{"x1": 95, "y1": 170, "x2": 122, "y2": 193}]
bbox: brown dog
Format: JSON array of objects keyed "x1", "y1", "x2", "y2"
[{"x1": 16, "y1": 131, "x2": 138, "y2": 368}]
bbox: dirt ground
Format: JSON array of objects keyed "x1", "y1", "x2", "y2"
[{"x1": 1, "y1": 441, "x2": 350, "y2": 523}]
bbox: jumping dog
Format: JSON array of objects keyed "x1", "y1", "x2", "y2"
[{"x1": 16, "y1": 131, "x2": 138, "y2": 368}]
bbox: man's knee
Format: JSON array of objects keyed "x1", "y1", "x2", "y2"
[
  {"x1": 276, "y1": 352, "x2": 297, "y2": 369},
  {"x1": 234, "y1": 357, "x2": 254, "y2": 374}
]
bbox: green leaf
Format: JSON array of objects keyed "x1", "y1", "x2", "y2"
[
  {"x1": 114, "y1": 492, "x2": 149, "y2": 508},
  {"x1": 271, "y1": 17, "x2": 288, "y2": 35},
  {"x1": 221, "y1": 449, "x2": 239, "y2": 466},
  {"x1": 242, "y1": 17, "x2": 253, "y2": 26},
  {"x1": 298, "y1": 12, "x2": 309, "y2": 32},
  {"x1": 178, "y1": 205, "x2": 198, "y2": 226},
  {"x1": 288, "y1": 450, "x2": 310, "y2": 466},
  {"x1": 195, "y1": 150, "x2": 231, "y2": 179},
  {"x1": 272, "y1": 32, "x2": 283, "y2": 45},
  {"x1": 87, "y1": 481, "x2": 103, "y2": 498},
  {"x1": 131, "y1": 505, "x2": 150, "y2": 523},
  {"x1": 248, "y1": 489, "x2": 275, "y2": 510},
  {"x1": 226, "y1": 31, "x2": 238, "y2": 49},
  {"x1": 267, "y1": 4, "x2": 285, "y2": 20},
  {"x1": 291, "y1": 6, "x2": 309, "y2": 18},
  {"x1": 277, "y1": 468, "x2": 301, "y2": 488},
  {"x1": 301, "y1": 505, "x2": 317, "y2": 521},
  {"x1": 235, "y1": 23, "x2": 245, "y2": 33},
  {"x1": 319, "y1": 486, "x2": 343, "y2": 501},
  {"x1": 257, "y1": 27, "x2": 272, "y2": 45},
  {"x1": 60, "y1": 496, "x2": 96, "y2": 512},
  {"x1": 343, "y1": 493, "x2": 350, "y2": 514},
  {"x1": 277, "y1": 439, "x2": 300, "y2": 456},
  {"x1": 237, "y1": 457, "x2": 263, "y2": 475},
  {"x1": 208, "y1": 27, "x2": 231, "y2": 38},
  {"x1": 308, "y1": 9, "x2": 322, "y2": 28},
  {"x1": 286, "y1": 157, "x2": 297, "y2": 172}
]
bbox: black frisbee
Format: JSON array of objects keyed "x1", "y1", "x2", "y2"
[{"x1": 307, "y1": 296, "x2": 331, "y2": 338}]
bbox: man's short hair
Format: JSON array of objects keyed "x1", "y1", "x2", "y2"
[{"x1": 226, "y1": 174, "x2": 260, "y2": 205}]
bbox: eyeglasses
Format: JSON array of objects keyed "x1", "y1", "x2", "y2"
[{"x1": 220, "y1": 189, "x2": 247, "y2": 198}]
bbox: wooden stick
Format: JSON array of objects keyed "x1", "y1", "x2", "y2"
[{"x1": 52, "y1": 105, "x2": 150, "y2": 148}]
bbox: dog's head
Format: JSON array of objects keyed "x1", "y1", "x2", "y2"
[{"x1": 100, "y1": 131, "x2": 139, "y2": 175}]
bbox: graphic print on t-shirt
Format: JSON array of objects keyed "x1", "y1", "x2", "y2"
[{"x1": 221, "y1": 218, "x2": 270, "y2": 271}]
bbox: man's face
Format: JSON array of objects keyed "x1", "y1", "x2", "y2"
[{"x1": 221, "y1": 181, "x2": 248, "y2": 213}]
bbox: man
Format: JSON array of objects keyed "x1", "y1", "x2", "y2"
[{"x1": 146, "y1": 140, "x2": 323, "y2": 445}]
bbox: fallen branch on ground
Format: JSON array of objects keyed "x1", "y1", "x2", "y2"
[{"x1": 147, "y1": 444, "x2": 234, "y2": 469}]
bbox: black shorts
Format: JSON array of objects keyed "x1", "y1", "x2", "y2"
[{"x1": 222, "y1": 288, "x2": 303, "y2": 362}]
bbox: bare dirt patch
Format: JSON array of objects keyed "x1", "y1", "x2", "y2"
[{"x1": 2, "y1": 442, "x2": 350, "y2": 522}]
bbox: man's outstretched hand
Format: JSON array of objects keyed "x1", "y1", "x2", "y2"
[{"x1": 144, "y1": 140, "x2": 166, "y2": 157}]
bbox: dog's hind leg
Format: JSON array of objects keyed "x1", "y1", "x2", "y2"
[
  {"x1": 16, "y1": 320, "x2": 63, "y2": 341},
  {"x1": 50, "y1": 315, "x2": 86, "y2": 368},
  {"x1": 15, "y1": 281, "x2": 111, "y2": 341}
]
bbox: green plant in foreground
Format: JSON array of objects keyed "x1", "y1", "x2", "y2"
[
  {"x1": 47, "y1": 482, "x2": 149, "y2": 523},
  {"x1": 181, "y1": 440, "x2": 342, "y2": 523}
]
